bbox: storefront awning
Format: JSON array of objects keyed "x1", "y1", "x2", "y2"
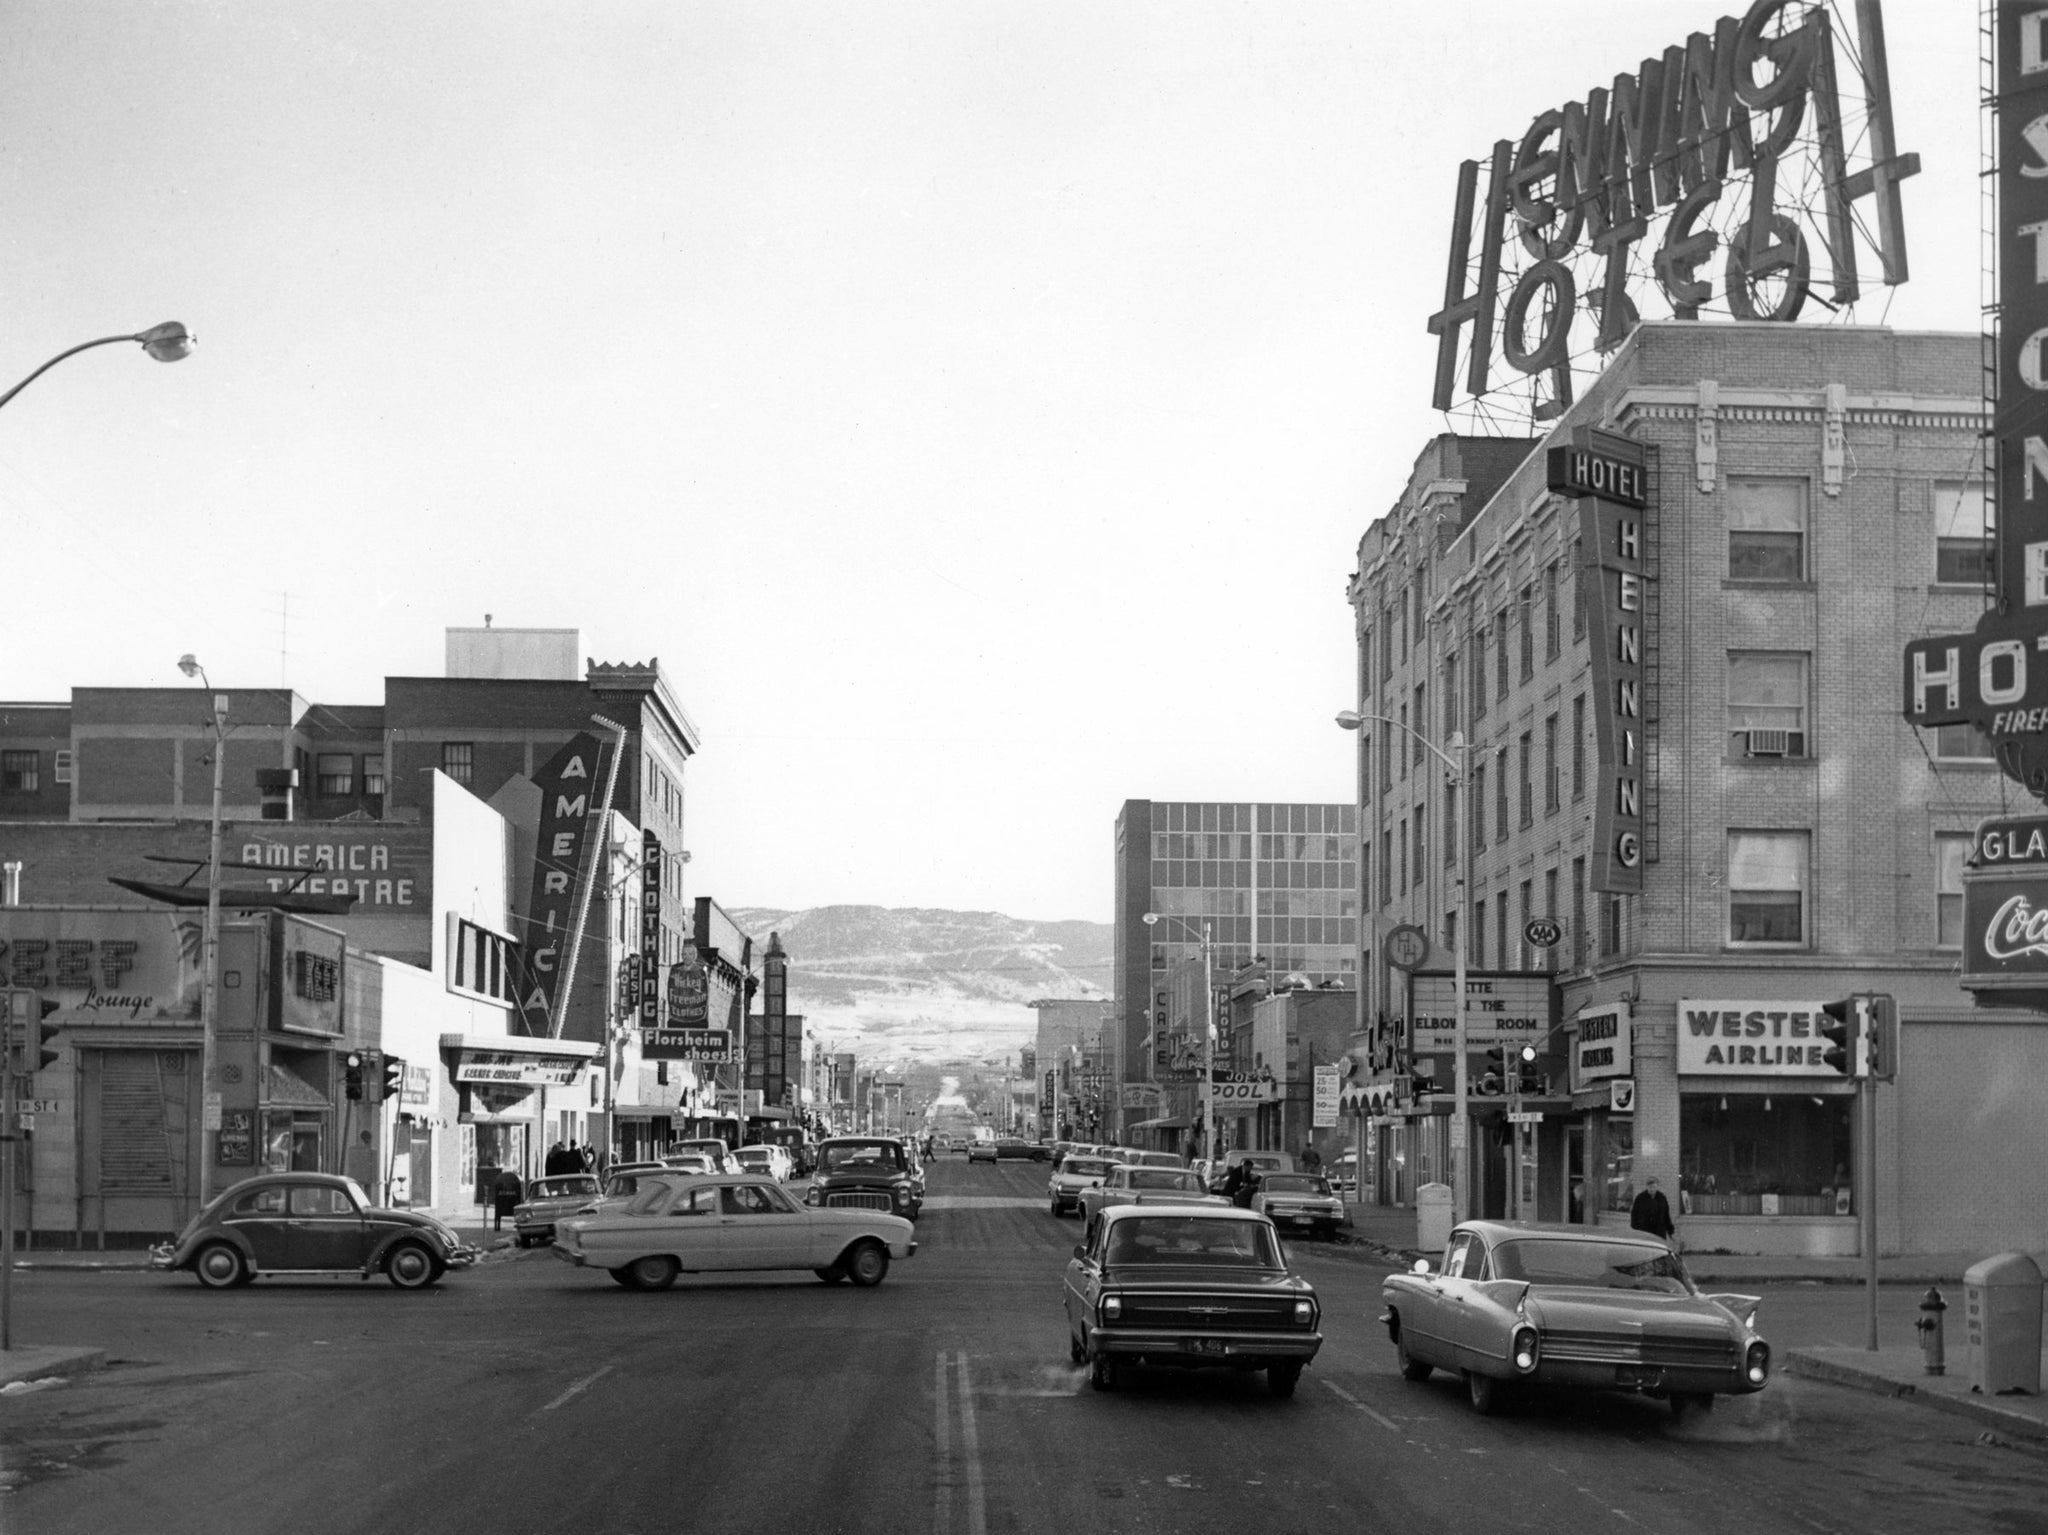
[
  {"x1": 440, "y1": 1032, "x2": 598, "y2": 1087},
  {"x1": 1128, "y1": 1116, "x2": 1189, "y2": 1132},
  {"x1": 266, "y1": 1061, "x2": 330, "y2": 1108}
]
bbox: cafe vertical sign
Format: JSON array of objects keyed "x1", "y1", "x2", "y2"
[
  {"x1": 1904, "y1": 5, "x2": 2048, "y2": 798},
  {"x1": 1550, "y1": 427, "x2": 1650, "y2": 891}
]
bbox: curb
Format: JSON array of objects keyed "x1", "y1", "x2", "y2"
[
  {"x1": 0, "y1": 1345, "x2": 108, "y2": 1390},
  {"x1": 1783, "y1": 1350, "x2": 2048, "y2": 1442}
]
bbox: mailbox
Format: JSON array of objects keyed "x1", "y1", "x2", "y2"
[
  {"x1": 1961, "y1": 1252, "x2": 2043, "y2": 1396},
  {"x1": 1416, "y1": 1182, "x2": 1454, "y2": 1256}
]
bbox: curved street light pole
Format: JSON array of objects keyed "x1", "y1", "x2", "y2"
[
  {"x1": 1338, "y1": 710, "x2": 1474, "y2": 1225},
  {"x1": 0, "y1": 323, "x2": 193, "y2": 413},
  {"x1": 178, "y1": 655, "x2": 227, "y2": 1211}
]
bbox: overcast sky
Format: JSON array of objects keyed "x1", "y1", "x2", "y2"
[{"x1": 0, "y1": 2, "x2": 1981, "y2": 922}]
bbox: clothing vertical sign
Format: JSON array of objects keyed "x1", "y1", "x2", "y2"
[{"x1": 639, "y1": 829, "x2": 662, "y2": 1031}]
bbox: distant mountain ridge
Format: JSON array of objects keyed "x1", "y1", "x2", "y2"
[{"x1": 727, "y1": 904, "x2": 1110, "y2": 1064}]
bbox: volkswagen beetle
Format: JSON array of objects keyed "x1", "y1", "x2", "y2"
[{"x1": 150, "y1": 1172, "x2": 479, "y2": 1289}]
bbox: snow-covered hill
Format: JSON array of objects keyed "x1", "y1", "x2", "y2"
[{"x1": 728, "y1": 904, "x2": 1110, "y2": 1064}]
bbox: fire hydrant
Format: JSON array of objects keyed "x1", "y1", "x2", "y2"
[{"x1": 1915, "y1": 1285, "x2": 1947, "y2": 1376}]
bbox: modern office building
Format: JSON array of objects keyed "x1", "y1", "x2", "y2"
[
  {"x1": 1111, "y1": 800, "x2": 1357, "y2": 1143},
  {"x1": 1347, "y1": 321, "x2": 2047, "y2": 1256}
]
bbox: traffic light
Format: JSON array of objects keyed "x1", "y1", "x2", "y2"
[
  {"x1": 1863, "y1": 994, "x2": 1898, "y2": 1082},
  {"x1": 1480, "y1": 1047, "x2": 1507, "y2": 1094},
  {"x1": 1818, "y1": 999, "x2": 1858, "y2": 1076},
  {"x1": 344, "y1": 1051, "x2": 365, "y2": 1101},
  {"x1": 1515, "y1": 1043, "x2": 1542, "y2": 1094},
  {"x1": 381, "y1": 1054, "x2": 406, "y2": 1101}
]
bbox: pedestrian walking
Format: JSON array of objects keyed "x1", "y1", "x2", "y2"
[
  {"x1": 1629, "y1": 1176, "x2": 1676, "y2": 1242},
  {"x1": 577, "y1": 1142, "x2": 595, "y2": 1173},
  {"x1": 1300, "y1": 1143, "x2": 1321, "y2": 1173}
]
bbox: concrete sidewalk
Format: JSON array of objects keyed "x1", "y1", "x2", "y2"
[{"x1": 2, "y1": 1217, "x2": 519, "y2": 1273}]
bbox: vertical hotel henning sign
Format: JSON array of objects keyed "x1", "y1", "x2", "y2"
[
  {"x1": 1905, "y1": 7, "x2": 2048, "y2": 797},
  {"x1": 1549, "y1": 431, "x2": 1650, "y2": 893}
]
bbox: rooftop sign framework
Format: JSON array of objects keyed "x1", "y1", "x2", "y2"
[{"x1": 1429, "y1": 0, "x2": 1916, "y2": 423}]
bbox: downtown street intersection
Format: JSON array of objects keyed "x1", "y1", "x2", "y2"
[{"x1": 3, "y1": 1155, "x2": 2045, "y2": 1535}]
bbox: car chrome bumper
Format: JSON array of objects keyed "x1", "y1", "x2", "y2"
[
  {"x1": 443, "y1": 1244, "x2": 484, "y2": 1268},
  {"x1": 1093, "y1": 1328, "x2": 1322, "y2": 1363},
  {"x1": 549, "y1": 1243, "x2": 588, "y2": 1266},
  {"x1": 1532, "y1": 1360, "x2": 1763, "y2": 1396},
  {"x1": 147, "y1": 1242, "x2": 179, "y2": 1271}
]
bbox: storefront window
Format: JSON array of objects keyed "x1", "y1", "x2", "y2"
[
  {"x1": 1680, "y1": 1094, "x2": 1853, "y2": 1216},
  {"x1": 1600, "y1": 1118, "x2": 1634, "y2": 1213}
]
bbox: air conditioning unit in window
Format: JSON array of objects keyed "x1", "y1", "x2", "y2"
[{"x1": 1743, "y1": 729, "x2": 1805, "y2": 758}]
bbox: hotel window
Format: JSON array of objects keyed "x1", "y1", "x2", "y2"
[
  {"x1": 1472, "y1": 629, "x2": 1489, "y2": 721},
  {"x1": 1413, "y1": 565, "x2": 1428, "y2": 653},
  {"x1": 1494, "y1": 747, "x2": 1509, "y2": 841},
  {"x1": 1934, "y1": 481, "x2": 1991, "y2": 586},
  {"x1": 1570, "y1": 856, "x2": 1587, "y2": 967},
  {"x1": 53, "y1": 749, "x2": 73, "y2": 784},
  {"x1": 1544, "y1": 563, "x2": 1560, "y2": 660},
  {"x1": 1471, "y1": 762, "x2": 1487, "y2": 852},
  {"x1": 1544, "y1": 868, "x2": 1559, "y2": 970},
  {"x1": 1728, "y1": 477, "x2": 1806, "y2": 581},
  {"x1": 1380, "y1": 607, "x2": 1394, "y2": 682},
  {"x1": 1397, "y1": 590, "x2": 1409, "y2": 656},
  {"x1": 1728, "y1": 831, "x2": 1809, "y2": 947},
  {"x1": 1474, "y1": 896, "x2": 1487, "y2": 969},
  {"x1": 1379, "y1": 830, "x2": 1392, "y2": 905},
  {"x1": 1414, "y1": 813, "x2": 1427, "y2": 884},
  {"x1": 1544, "y1": 713, "x2": 1560, "y2": 813},
  {"x1": 1444, "y1": 782, "x2": 1458, "y2": 864},
  {"x1": 1398, "y1": 703, "x2": 1409, "y2": 783},
  {"x1": 315, "y1": 753, "x2": 354, "y2": 796},
  {"x1": 1728, "y1": 651, "x2": 1808, "y2": 758},
  {"x1": 1413, "y1": 685, "x2": 1426, "y2": 767},
  {"x1": 1360, "y1": 629, "x2": 1373, "y2": 701},
  {"x1": 1572, "y1": 694, "x2": 1587, "y2": 798},
  {"x1": 1495, "y1": 606, "x2": 1510, "y2": 700},
  {"x1": 1496, "y1": 895, "x2": 1509, "y2": 970},
  {"x1": 364, "y1": 754, "x2": 387, "y2": 795},
  {"x1": 1518, "y1": 732, "x2": 1533, "y2": 827},
  {"x1": 1443, "y1": 654, "x2": 1460, "y2": 739},
  {"x1": 1, "y1": 751, "x2": 38, "y2": 792},
  {"x1": 1398, "y1": 819, "x2": 1408, "y2": 895},
  {"x1": 1571, "y1": 538, "x2": 1587, "y2": 639},
  {"x1": 1936, "y1": 833, "x2": 1970, "y2": 949},
  {"x1": 1933, "y1": 723, "x2": 1992, "y2": 761},
  {"x1": 441, "y1": 741, "x2": 474, "y2": 785},
  {"x1": 1518, "y1": 587, "x2": 1534, "y2": 681},
  {"x1": 1519, "y1": 880, "x2": 1533, "y2": 969}
]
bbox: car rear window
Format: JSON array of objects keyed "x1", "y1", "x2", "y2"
[
  {"x1": 1105, "y1": 1216, "x2": 1281, "y2": 1268},
  {"x1": 1259, "y1": 1175, "x2": 1327, "y2": 1194},
  {"x1": 1490, "y1": 1238, "x2": 1695, "y2": 1292},
  {"x1": 1065, "y1": 1158, "x2": 1113, "y2": 1177},
  {"x1": 1129, "y1": 1170, "x2": 1200, "y2": 1191}
]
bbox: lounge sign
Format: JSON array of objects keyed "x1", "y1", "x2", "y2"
[
  {"x1": 1407, "y1": 971, "x2": 1555, "y2": 1050},
  {"x1": 1558, "y1": 425, "x2": 1651, "y2": 892},
  {"x1": 1428, "y1": 0, "x2": 1915, "y2": 420},
  {"x1": 1903, "y1": 5, "x2": 2048, "y2": 800},
  {"x1": 1677, "y1": 998, "x2": 1844, "y2": 1075}
]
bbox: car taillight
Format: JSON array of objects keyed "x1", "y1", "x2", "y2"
[
  {"x1": 1511, "y1": 1325, "x2": 1540, "y2": 1374},
  {"x1": 1746, "y1": 1341, "x2": 1770, "y2": 1385},
  {"x1": 1101, "y1": 1294, "x2": 1123, "y2": 1322}
]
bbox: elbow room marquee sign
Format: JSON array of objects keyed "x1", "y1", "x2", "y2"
[{"x1": 1428, "y1": 0, "x2": 1915, "y2": 426}]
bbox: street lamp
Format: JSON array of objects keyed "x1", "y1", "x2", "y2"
[
  {"x1": 179, "y1": 654, "x2": 228, "y2": 1209},
  {"x1": 1143, "y1": 912, "x2": 1214, "y2": 1161},
  {"x1": 1337, "y1": 709, "x2": 1475, "y2": 1224},
  {"x1": 0, "y1": 322, "x2": 193, "y2": 413}
]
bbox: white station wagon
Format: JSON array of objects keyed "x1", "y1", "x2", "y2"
[{"x1": 552, "y1": 1173, "x2": 917, "y2": 1290}]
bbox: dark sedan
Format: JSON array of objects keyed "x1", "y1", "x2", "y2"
[
  {"x1": 1063, "y1": 1205, "x2": 1322, "y2": 1397},
  {"x1": 150, "y1": 1172, "x2": 480, "y2": 1289}
]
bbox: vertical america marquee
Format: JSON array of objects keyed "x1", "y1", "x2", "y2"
[{"x1": 1905, "y1": 5, "x2": 2048, "y2": 800}]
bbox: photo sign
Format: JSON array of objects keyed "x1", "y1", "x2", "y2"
[{"x1": 1406, "y1": 971, "x2": 1555, "y2": 1051}]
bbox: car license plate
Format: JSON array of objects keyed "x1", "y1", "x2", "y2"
[
  {"x1": 1615, "y1": 1366, "x2": 1664, "y2": 1389},
  {"x1": 1186, "y1": 1338, "x2": 1229, "y2": 1356},
  {"x1": 1282, "y1": 1213, "x2": 1310, "y2": 1224}
]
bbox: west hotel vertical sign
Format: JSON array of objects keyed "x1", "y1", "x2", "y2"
[{"x1": 1550, "y1": 428, "x2": 1650, "y2": 892}]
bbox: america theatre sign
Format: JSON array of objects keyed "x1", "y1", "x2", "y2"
[{"x1": 1430, "y1": 0, "x2": 1915, "y2": 420}]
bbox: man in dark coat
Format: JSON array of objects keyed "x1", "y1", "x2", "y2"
[{"x1": 1629, "y1": 1177, "x2": 1676, "y2": 1242}]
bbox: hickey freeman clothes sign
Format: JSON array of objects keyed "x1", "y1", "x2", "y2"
[
  {"x1": 1677, "y1": 999, "x2": 1845, "y2": 1075},
  {"x1": 1428, "y1": 0, "x2": 1916, "y2": 422},
  {"x1": 1904, "y1": 5, "x2": 2048, "y2": 800},
  {"x1": 1552, "y1": 425, "x2": 1649, "y2": 893}
]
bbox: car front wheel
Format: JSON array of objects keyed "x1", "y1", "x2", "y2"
[
  {"x1": 386, "y1": 1241, "x2": 439, "y2": 1289},
  {"x1": 1268, "y1": 1362, "x2": 1303, "y2": 1398},
  {"x1": 609, "y1": 1267, "x2": 638, "y2": 1287},
  {"x1": 1089, "y1": 1348, "x2": 1120, "y2": 1391},
  {"x1": 193, "y1": 1242, "x2": 246, "y2": 1289},
  {"x1": 844, "y1": 1241, "x2": 889, "y2": 1287},
  {"x1": 627, "y1": 1255, "x2": 679, "y2": 1291},
  {"x1": 814, "y1": 1265, "x2": 847, "y2": 1284},
  {"x1": 1396, "y1": 1332, "x2": 1433, "y2": 1383}
]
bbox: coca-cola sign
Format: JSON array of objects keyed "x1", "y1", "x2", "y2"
[{"x1": 1962, "y1": 869, "x2": 2048, "y2": 988}]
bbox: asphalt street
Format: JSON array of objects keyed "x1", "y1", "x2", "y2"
[{"x1": 3, "y1": 1157, "x2": 2045, "y2": 1535}]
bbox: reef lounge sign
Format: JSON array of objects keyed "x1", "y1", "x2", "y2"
[
  {"x1": 1429, "y1": 0, "x2": 1916, "y2": 419},
  {"x1": 1551, "y1": 426, "x2": 1650, "y2": 892},
  {"x1": 1904, "y1": 6, "x2": 2048, "y2": 802}
]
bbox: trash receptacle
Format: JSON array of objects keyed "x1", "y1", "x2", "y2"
[
  {"x1": 1962, "y1": 1252, "x2": 2043, "y2": 1396},
  {"x1": 1416, "y1": 1182, "x2": 1454, "y2": 1255}
]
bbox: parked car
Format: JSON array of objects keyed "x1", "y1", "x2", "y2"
[
  {"x1": 150, "y1": 1173, "x2": 480, "y2": 1290},
  {"x1": 1249, "y1": 1172, "x2": 1346, "y2": 1240},
  {"x1": 1076, "y1": 1165, "x2": 1225, "y2": 1228},
  {"x1": 994, "y1": 1137, "x2": 1048, "y2": 1161},
  {"x1": 669, "y1": 1138, "x2": 738, "y2": 1173},
  {"x1": 1379, "y1": 1220, "x2": 1771, "y2": 1417},
  {"x1": 512, "y1": 1173, "x2": 604, "y2": 1248},
  {"x1": 1063, "y1": 1205, "x2": 1322, "y2": 1396},
  {"x1": 1328, "y1": 1151, "x2": 1359, "y2": 1198},
  {"x1": 1119, "y1": 1149, "x2": 1186, "y2": 1169},
  {"x1": 734, "y1": 1145, "x2": 794, "y2": 1181},
  {"x1": 805, "y1": 1136, "x2": 924, "y2": 1221},
  {"x1": 553, "y1": 1173, "x2": 917, "y2": 1289},
  {"x1": 1047, "y1": 1154, "x2": 1117, "y2": 1217}
]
